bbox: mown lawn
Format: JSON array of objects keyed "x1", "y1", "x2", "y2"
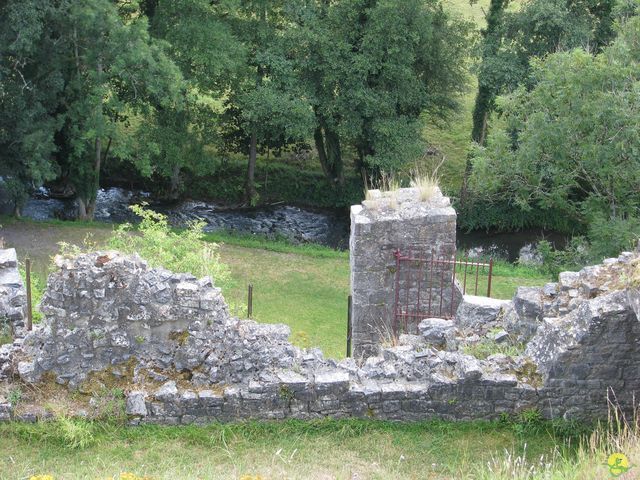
[
  {"x1": 0, "y1": 418, "x2": 574, "y2": 480},
  {"x1": 0, "y1": 218, "x2": 550, "y2": 359}
]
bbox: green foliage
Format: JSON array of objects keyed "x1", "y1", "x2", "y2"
[
  {"x1": 588, "y1": 213, "x2": 640, "y2": 259},
  {"x1": 290, "y1": 0, "x2": 473, "y2": 181},
  {"x1": 90, "y1": 387, "x2": 126, "y2": 423},
  {"x1": 466, "y1": 16, "x2": 640, "y2": 251},
  {"x1": 535, "y1": 238, "x2": 590, "y2": 277},
  {"x1": 470, "y1": 0, "x2": 618, "y2": 146},
  {"x1": 0, "y1": 416, "x2": 592, "y2": 478},
  {"x1": 462, "y1": 337, "x2": 524, "y2": 360},
  {"x1": 0, "y1": 0, "x2": 184, "y2": 219},
  {"x1": 19, "y1": 264, "x2": 45, "y2": 324},
  {"x1": 0, "y1": 2, "x2": 61, "y2": 215},
  {"x1": 55, "y1": 417, "x2": 98, "y2": 449},
  {"x1": 187, "y1": 157, "x2": 363, "y2": 208},
  {"x1": 109, "y1": 205, "x2": 230, "y2": 288},
  {"x1": 7, "y1": 387, "x2": 22, "y2": 408}
]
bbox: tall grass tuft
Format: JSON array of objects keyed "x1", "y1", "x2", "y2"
[
  {"x1": 469, "y1": 391, "x2": 640, "y2": 479},
  {"x1": 410, "y1": 159, "x2": 442, "y2": 202}
]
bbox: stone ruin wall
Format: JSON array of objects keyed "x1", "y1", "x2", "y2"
[
  {"x1": 0, "y1": 248, "x2": 27, "y2": 384},
  {"x1": 349, "y1": 187, "x2": 462, "y2": 358},
  {"x1": 0, "y1": 248, "x2": 27, "y2": 336},
  {"x1": 0, "y1": 246, "x2": 639, "y2": 425}
]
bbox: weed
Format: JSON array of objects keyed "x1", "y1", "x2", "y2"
[
  {"x1": 168, "y1": 330, "x2": 190, "y2": 345},
  {"x1": 291, "y1": 330, "x2": 311, "y2": 349},
  {"x1": 7, "y1": 387, "x2": 22, "y2": 407},
  {"x1": 410, "y1": 161, "x2": 442, "y2": 202},
  {"x1": 55, "y1": 416, "x2": 97, "y2": 449},
  {"x1": 109, "y1": 205, "x2": 230, "y2": 289},
  {"x1": 462, "y1": 338, "x2": 524, "y2": 360},
  {"x1": 0, "y1": 316, "x2": 12, "y2": 345},
  {"x1": 89, "y1": 330, "x2": 105, "y2": 341}
]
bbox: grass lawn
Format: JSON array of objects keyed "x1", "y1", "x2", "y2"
[
  {"x1": 0, "y1": 418, "x2": 575, "y2": 480},
  {"x1": 0, "y1": 218, "x2": 550, "y2": 359}
]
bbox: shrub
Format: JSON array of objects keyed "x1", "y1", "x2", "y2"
[
  {"x1": 537, "y1": 237, "x2": 591, "y2": 278},
  {"x1": 588, "y1": 214, "x2": 640, "y2": 260},
  {"x1": 109, "y1": 205, "x2": 230, "y2": 289}
]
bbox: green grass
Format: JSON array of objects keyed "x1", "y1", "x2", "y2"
[
  {"x1": 0, "y1": 418, "x2": 575, "y2": 479},
  {"x1": 0, "y1": 219, "x2": 550, "y2": 358}
]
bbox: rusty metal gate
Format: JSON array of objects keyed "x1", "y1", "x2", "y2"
[{"x1": 392, "y1": 249, "x2": 493, "y2": 334}]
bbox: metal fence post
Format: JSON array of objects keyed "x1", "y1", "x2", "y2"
[
  {"x1": 25, "y1": 258, "x2": 33, "y2": 331},
  {"x1": 487, "y1": 259, "x2": 494, "y2": 298},
  {"x1": 247, "y1": 283, "x2": 253, "y2": 318}
]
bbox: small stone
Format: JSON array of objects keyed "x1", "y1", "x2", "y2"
[
  {"x1": 154, "y1": 381, "x2": 178, "y2": 401},
  {"x1": 492, "y1": 330, "x2": 510, "y2": 344}
]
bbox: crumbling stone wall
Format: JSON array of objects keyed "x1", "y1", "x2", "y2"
[
  {"x1": 1, "y1": 249, "x2": 638, "y2": 425},
  {"x1": 349, "y1": 187, "x2": 462, "y2": 358},
  {"x1": 0, "y1": 248, "x2": 26, "y2": 338},
  {"x1": 18, "y1": 252, "x2": 298, "y2": 387}
]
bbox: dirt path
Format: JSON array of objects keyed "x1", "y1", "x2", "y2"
[{"x1": 0, "y1": 221, "x2": 115, "y2": 277}]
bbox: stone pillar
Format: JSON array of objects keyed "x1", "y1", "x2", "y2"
[
  {"x1": 0, "y1": 248, "x2": 27, "y2": 338},
  {"x1": 349, "y1": 187, "x2": 460, "y2": 358}
]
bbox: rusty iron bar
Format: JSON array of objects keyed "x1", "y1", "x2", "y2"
[
  {"x1": 473, "y1": 261, "x2": 479, "y2": 295},
  {"x1": 25, "y1": 258, "x2": 33, "y2": 331},
  {"x1": 247, "y1": 283, "x2": 253, "y2": 318},
  {"x1": 427, "y1": 250, "x2": 434, "y2": 315},
  {"x1": 416, "y1": 250, "x2": 424, "y2": 323},
  {"x1": 463, "y1": 259, "x2": 469, "y2": 294},
  {"x1": 450, "y1": 254, "x2": 457, "y2": 318},
  {"x1": 438, "y1": 253, "x2": 445, "y2": 317}
]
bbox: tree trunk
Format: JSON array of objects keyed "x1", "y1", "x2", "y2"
[
  {"x1": 169, "y1": 163, "x2": 181, "y2": 199},
  {"x1": 13, "y1": 204, "x2": 21, "y2": 219},
  {"x1": 245, "y1": 129, "x2": 258, "y2": 204},
  {"x1": 462, "y1": 0, "x2": 507, "y2": 206},
  {"x1": 314, "y1": 122, "x2": 344, "y2": 187},
  {"x1": 314, "y1": 126, "x2": 333, "y2": 182},
  {"x1": 78, "y1": 61, "x2": 104, "y2": 221},
  {"x1": 325, "y1": 128, "x2": 344, "y2": 186},
  {"x1": 77, "y1": 197, "x2": 96, "y2": 221}
]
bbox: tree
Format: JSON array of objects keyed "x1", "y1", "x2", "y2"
[
  {"x1": 62, "y1": 1, "x2": 183, "y2": 219},
  {"x1": 213, "y1": 0, "x2": 314, "y2": 204},
  {"x1": 0, "y1": 0, "x2": 183, "y2": 219},
  {"x1": 138, "y1": 0, "x2": 246, "y2": 199},
  {"x1": 288, "y1": 0, "x2": 471, "y2": 185},
  {"x1": 470, "y1": 0, "x2": 617, "y2": 147},
  {"x1": 0, "y1": 1, "x2": 60, "y2": 216},
  {"x1": 462, "y1": 0, "x2": 618, "y2": 206},
  {"x1": 467, "y1": 14, "x2": 640, "y2": 247}
]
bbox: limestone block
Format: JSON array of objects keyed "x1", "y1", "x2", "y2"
[
  {"x1": 126, "y1": 391, "x2": 148, "y2": 416},
  {"x1": 455, "y1": 295, "x2": 510, "y2": 331}
]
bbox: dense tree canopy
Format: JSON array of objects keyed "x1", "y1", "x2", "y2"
[
  {"x1": 466, "y1": 13, "x2": 640, "y2": 256},
  {"x1": 0, "y1": 0, "x2": 183, "y2": 219},
  {"x1": 470, "y1": 0, "x2": 617, "y2": 146},
  {"x1": 289, "y1": 0, "x2": 471, "y2": 185}
]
